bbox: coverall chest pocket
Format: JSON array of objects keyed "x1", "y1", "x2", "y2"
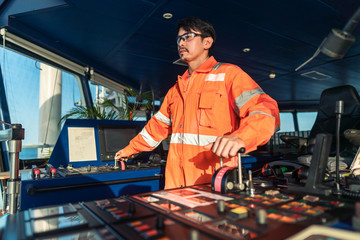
[
  {"x1": 199, "y1": 91, "x2": 221, "y2": 128},
  {"x1": 168, "y1": 95, "x2": 180, "y2": 121}
]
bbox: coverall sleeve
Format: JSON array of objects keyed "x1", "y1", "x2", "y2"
[
  {"x1": 120, "y1": 90, "x2": 173, "y2": 157},
  {"x1": 227, "y1": 66, "x2": 280, "y2": 153}
]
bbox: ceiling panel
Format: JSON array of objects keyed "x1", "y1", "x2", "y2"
[{"x1": 1, "y1": 0, "x2": 360, "y2": 105}]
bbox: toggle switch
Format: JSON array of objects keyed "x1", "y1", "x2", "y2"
[
  {"x1": 217, "y1": 200, "x2": 226, "y2": 215},
  {"x1": 256, "y1": 208, "x2": 267, "y2": 227},
  {"x1": 33, "y1": 168, "x2": 41, "y2": 179}
]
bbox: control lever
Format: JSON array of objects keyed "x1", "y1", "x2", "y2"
[
  {"x1": 46, "y1": 164, "x2": 57, "y2": 177},
  {"x1": 114, "y1": 159, "x2": 125, "y2": 170},
  {"x1": 235, "y1": 148, "x2": 246, "y2": 191},
  {"x1": 334, "y1": 100, "x2": 344, "y2": 195},
  {"x1": 114, "y1": 159, "x2": 119, "y2": 169},
  {"x1": 32, "y1": 165, "x2": 41, "y2": 179},
  {"x1": 211, "y1": 147, "x2": 246, "y2": 193}
]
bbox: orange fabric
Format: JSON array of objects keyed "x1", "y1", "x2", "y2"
[{"x1": 121, "y1": 57, "x2": 280, "y2": 189}]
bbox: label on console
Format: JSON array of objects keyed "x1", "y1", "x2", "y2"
[
  {"x1": 152, "y1": 188, "x2": 233, "y2": 208},
  {"x1": 68, "y1": 127, "x2": 97, "y2": 162}
]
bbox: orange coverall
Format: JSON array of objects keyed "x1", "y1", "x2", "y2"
[{"x1": 121, "y1": 56, "x2": 280, "y2": 189}]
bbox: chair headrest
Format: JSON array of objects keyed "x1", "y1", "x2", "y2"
[{"x1": 319, "y1": 85, "x2": 360, "y2": 117}]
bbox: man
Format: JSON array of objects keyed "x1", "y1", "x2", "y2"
[{"x1": 115, "y1": 17, "x2": 280, "y2": 189}]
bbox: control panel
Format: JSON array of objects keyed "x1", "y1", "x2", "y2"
[
  {"x1": 19, "y1": 160, "x2": 164, "y2": 211},
  {"x1": 5, "y1": 182, "x2": 360, "y2": 240}
]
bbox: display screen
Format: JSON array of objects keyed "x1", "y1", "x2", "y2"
[
  {"x1": 98, "y1": 123, "x2": 144, "y2": 161},
  {"x1": 103, "y1": 128, "x2": 137, "y2": 152}
]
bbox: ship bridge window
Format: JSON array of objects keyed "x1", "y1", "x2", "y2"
[
  {"x1": 278, "y1": 111, "x2": 317, "y2": 133},
  {"x1": 279, "y1": 112, "x2": 295, "y2": 132},
  {"x1": 0, "y1": 48, "x2": 84, "y2": 162},
  {"x1": 297, "y1": 112, "x2": 317, "y2": 131},
  {"x1": 87, "y1": 81, "x2": 160, "y2": 122}
]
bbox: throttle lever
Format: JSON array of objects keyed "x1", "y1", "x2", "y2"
[{"x1": 237, "y1": 147, "x2": 246, "y2": 191}]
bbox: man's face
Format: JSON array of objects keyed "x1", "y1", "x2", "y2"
[{"x1": 177, "y1": 28, "x2": 207, "y2": 63}]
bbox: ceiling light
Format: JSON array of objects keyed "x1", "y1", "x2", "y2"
[
  {"x1": 163, "y1": 13, "x2": 173, "y2": 19},
  {"x1": 243, "y1": 48, "x2": 250, "y2": 53},
  {"x1": 269, "y1": 72, "x2": 276, "y2": 79}
]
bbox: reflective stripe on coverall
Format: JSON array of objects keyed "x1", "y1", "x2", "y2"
[{"x1": 121, "y1": 56, "x2": 280, "y2": 189}]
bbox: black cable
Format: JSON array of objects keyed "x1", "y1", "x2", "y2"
[{"x1": 341, "y1": 189, "x2": 360, "y2": 199}]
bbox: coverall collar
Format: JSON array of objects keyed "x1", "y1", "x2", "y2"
[{"x1": 178, "y1": 56, "x2": 217, "y2": 80}]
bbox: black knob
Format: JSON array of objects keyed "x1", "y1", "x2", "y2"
[
  {"x1": 156, "y1": 215, "x2": 165, "y2": 230},
  {"x1": 128, "y1": 201, "x2": 135, "y2": 214},
  {"x1": 238, "y1": 147, "x2": 246, "y2": 154}
]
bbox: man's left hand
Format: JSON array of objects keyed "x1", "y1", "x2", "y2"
[{"x1": 204, "y1": 135, "x2": 245, "y2": 158}]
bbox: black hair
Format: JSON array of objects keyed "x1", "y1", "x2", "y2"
[{"x1": 177, "y1": 17, "x2": 216, "y2": 54}]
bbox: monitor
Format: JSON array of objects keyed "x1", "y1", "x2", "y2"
[{"x1": 98, "y1": 123, "x2": 144, "y2": 162}]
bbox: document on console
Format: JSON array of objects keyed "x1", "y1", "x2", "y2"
[
  {"x1": 153, "y1": 188, "x2": 233, "y2": 208},
  {"x1": 68, "y1": 127, "x2": 97, "y2": 162}
]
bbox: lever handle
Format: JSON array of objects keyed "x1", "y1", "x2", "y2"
[
  {"x1": 237, "y1": 147, "x2": 246, "y2": 191},
  {"x1": 238, "y1": 147, "x2": 246, "y2": 154}
]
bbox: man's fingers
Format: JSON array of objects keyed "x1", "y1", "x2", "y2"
[
  {"x1": 204, "y1": 135, "x2": 245, "y2": 158},
  {"x1": 214, "y1": 137, "x2": 229, "y2": 157},
  {"x1": 115, "y1": 150, "x2": 127, "y2": 160},
  {"x1": 212, "y1": 136, "x2": 223, "y2": 154},
  {"x1": 220, "y1": 141, "x2": 233, "y2": 158},
  {"x1": 229, "y1": 145, "x2": 241, "y2": 157}
]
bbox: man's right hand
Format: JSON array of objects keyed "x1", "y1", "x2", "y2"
[{"x1": 115, "y1": 149, "x2": 128, "y2": 161}]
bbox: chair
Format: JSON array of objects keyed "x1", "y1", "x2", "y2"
[{"x1": 281, "y1": 85, "x2": 360, "y2": 156}]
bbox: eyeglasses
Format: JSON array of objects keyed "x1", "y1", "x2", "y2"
[{"x1": 176, "y1": 32, "x2": 202, "y2": 45}]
